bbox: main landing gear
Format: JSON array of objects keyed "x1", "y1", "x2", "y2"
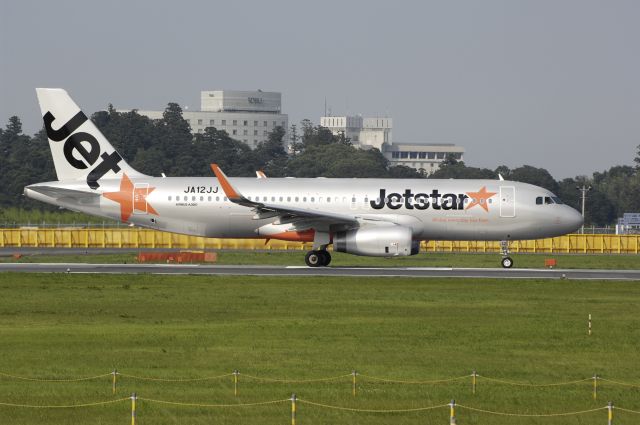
[
  {"x1": 305, "y1": 250, "x2": 332, "y2": 267},
  {"x1": 500, "y1": 240, "x2": 513, "y2": 269}
]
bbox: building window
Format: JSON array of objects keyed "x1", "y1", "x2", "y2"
[
  {"x1": 281, "y1": 121, "x2": 285, "y2": 127},
  {"x1": 197, "y1": 129, "x2": 203, "y2": 134},
  {"x1": 254, "y1": 120, "x2": 258, "y2": 126},
  {"x1": 222, "y1": 119, "x2": 226, "y2": 125},
  {"x1": 400, "y1": 152, "x2": 409, "y2": 159},
  {"x1": 263, "y1": 131, "x2": 268, "y2": 136},
  {"x1": 437, "y1": 152, "x2": 445, "y2": 159},
  {"x1": 410, "y1": 152, "x2": 418, "y2": 159},
  {"x1": 243, "y1": 130, "x2": 248, "y2": 135},
  {"x1": 197, "y1": 119, "x2": 203, "y2": 125},
  {"x1": 419, "y1": 152, "x2": 426, "y2": 159},
  {"x1": 233, "y1": 120, "x2": 237, "y2": 126},
  {"x1": 264, "y1": 121, "x2": 267, "y2": 126},
  {"x1": 272, "y1": 121, "x2": 276, "y2": 126},
  {"x1": 232, "y1": 129, "x2": 237, "y2": 135},
  {"x1": 427, "y1": 152, "x2": 435, "y2": 159},
  {"x1": 253, "y1": 130, "x2": 258, "y2": 136},
  {"x1": 254, "y1": 139, "x2": 258, "y2": 144},
  {"x1": 392, "y1": 152, "x2": 400, "y2": 159},
  {"x1": 209, "y1": 119, "x2": 215, "y2": 126}
]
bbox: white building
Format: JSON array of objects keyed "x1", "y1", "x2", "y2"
[
  {"x1": 125, "y1": 90, "x2": 288, "y2": 149},
  {"x1": 383, "y1": 143, "x2": 465, "y2": 175},
  {"x1": 320, "y1": 115, "x2": 392, "y2": 149},
  {"x1": 320, "y1": 114, "x2": 464, "y2": 174}
]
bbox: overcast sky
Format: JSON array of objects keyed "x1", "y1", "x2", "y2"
[{"x1": 1, "y1": 0, "x2": 638, "y2": 178}]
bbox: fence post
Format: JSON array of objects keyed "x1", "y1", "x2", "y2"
[
  {"x1": 233, "y1": 370, "x2": 239, "y2": 397},
  {"x1": 352, "y1": 370, "x2": 357, "y2": 396},
  {"x1": 589, "y1": 314, "x2": 592, "y2": 336},
  {"x1": 449, "y1": 399, "x2": 456, "y2": 425},
  {"x1": 593, "y1": 374, "x2": 598, "y2": 400},
  {"x1": 130, "y1": 392, "x2": 137, "y2": 425},
  {"x1": 290, "y1": 393, "x2": 297, "y2": 425},
  {"x1": 607, "y1": 401, "x2": 613, "y2": 425},
  {"x1": 472, "y1": 370, "x2": 477, "y2": 394},
  {"x1": 112, "y1": 369, "x2": 117, "y2": 394}
]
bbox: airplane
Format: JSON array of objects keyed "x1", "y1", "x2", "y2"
[{"x1": 24, "y1": 88, "x2": 583, "y2": 268}]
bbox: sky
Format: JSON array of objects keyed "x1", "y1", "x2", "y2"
[{"x1": 1, "y1": 0, "x2": 638, "y2": 179}]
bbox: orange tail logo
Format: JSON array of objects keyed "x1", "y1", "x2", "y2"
[{"x1": 103, "y1": 173, "x2": 158, "y2": 222}]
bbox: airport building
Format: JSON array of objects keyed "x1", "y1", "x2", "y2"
[
  {"x1": 320, "y1": 114, "x2": 464, "y2": 174},
  {"x1": 126, "y1": 90, "x2": 288, "y2": 149}
]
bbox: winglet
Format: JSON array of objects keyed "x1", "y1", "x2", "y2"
[{"x1": 210, "y1": 164, "x2": 242, "y2": 200}]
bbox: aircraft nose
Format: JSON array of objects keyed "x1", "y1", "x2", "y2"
[{"x1": 565, "y1": 207, "x2": 583, "y2": 233}]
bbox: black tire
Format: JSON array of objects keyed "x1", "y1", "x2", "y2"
[
  {"x1": 305, "y1": 251, "x2": 322, "y2": 267},
  {"x1": 323, "y1": 251, "x2": 332, "y2": 266},
  {"x1": 501, "y1": 256, "x2": 514, "y2": 269}
]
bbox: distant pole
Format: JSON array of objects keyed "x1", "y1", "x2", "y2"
[
  {"x1": 576, "y1": 184, "x2": 592, "y2": 234},
  {"x1": 589, "y1": 314, "x2": 592, "y2": 336},
  {"x1": 472, "y1": 370, "x2": 477, "y2": 394},
  {"x1": 352, "y1": 370, "x2": 357, "y2": 396},
  {"x1": 233, "y1": 370, "x2": 239, "y2": 397},
  {"x1": 130, "y1": 393, "x2": 137, "y2": 425},
  {"x1": 449, "y1": 399, "x2": 457, "y2": 425},
  {"x1": 607, "y1": 401, "x2": 613, "y2": 425},
  {"x1": 112, "y1": 369, "x2": 117, "y2": 394},
  {"x1": 291, "y1": 393, "x2": 297, "y2": 425}
]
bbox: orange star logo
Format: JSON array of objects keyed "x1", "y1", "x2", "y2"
[
  {"x1": 103, "y1": 173, "x2": 159, "y2": 222},
  {"x1": 465, "y1": 186, "x2": 497, "y2": 212}
]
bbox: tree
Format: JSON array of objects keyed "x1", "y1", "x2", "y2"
[
  {"x1": 509, "y1": 165, "x2": 559, "y2": 193},
  {"x1": 635, "y1": 144, "x2": 640, "y2": 171}
]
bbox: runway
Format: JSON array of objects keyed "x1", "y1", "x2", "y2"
[{"x1": 0, "y1": 263, "x2": 637, "y2": 280}]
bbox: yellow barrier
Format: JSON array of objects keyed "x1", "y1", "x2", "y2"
[{"x1": 1, "y1": 228, "x2": 639, "y2": 254}]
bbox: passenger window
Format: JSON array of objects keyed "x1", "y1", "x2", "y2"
[
  {"x1": 271, "y1": 196, "x2": 275, "y2": 201},
  {"x1": 352, "y1": 197, "x2": 356, "y2": 203},
  {"x1": 168, "y1": 196, "x2": 172, "y2": 201},
  {"x1": 536, "y1": 197, "x2": 543, "y2": 205},
  {"x1": 279, "y1": 196, "x2": 283, "y2": 202},
  {"x1": 200, "y1": 196, "x2": 204, "y2": 201},
  {"x1": 263, "y1": 196, "x2": 267, "y2": 202},
  {"x1": 192, "y1": 196, "x2": 196, "y2": 201},
  {"x1": 295, "y1": 197, "x2": 299, "y2": 202},
  {"x1": 216, "y1": 196, "x2": 220, "y2": 201},
  {"x1": 224, "y1": 197, "x2": 228, "y2": 201},
  {"x1": 326, "y1": 197, "x2": 330, "y2": 203},
  {"x1": 287, "y1": 196, "x2": 291, "y2": 202},
  {"x1": 208, "y1": 196, "x2": 211, "y2": 201},
  {"x1": 311, "y1": 197, "x2": 315, "y2": 202},
  {"x1": 303, "y1": 197, "x2": 307, "y2": 202}
]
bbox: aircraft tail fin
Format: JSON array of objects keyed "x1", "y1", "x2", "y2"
[{"x1": 35, "y1": 88, "x2": 145, "y2": 189}]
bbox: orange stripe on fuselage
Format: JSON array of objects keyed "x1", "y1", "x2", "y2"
[{"x1": 265, "y1": 229, "x2": 316, "y2": 242}]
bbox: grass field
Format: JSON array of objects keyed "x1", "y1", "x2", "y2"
[
  {"x1": 2, "y1": 250, "x2": 640, "y2": 269},
  {"x1": 0, "y1": 273, "x2": 638, "y2": 424}
]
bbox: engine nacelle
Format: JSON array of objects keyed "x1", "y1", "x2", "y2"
[{"x1": 334, "y1": 226, "x2": 419, "y2": 257}]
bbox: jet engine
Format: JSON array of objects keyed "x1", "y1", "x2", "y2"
[{"x1": 333, "y1": 226, "x2": 419, "y2": 257}]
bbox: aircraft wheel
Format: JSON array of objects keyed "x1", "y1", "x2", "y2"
[
  {"x1": 305, "y1": 251, "x2": 322, "y2": 267},
  {"x1": 321, "y1": 250, "x2": 331, "y2": 266},
  {"x1": 501, "y1": 256, "x2": 514, "y2": 269}
]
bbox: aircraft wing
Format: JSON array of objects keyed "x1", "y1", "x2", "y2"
[{"x1": 211, "y1": 164, "x2": 375, "y2": 226}]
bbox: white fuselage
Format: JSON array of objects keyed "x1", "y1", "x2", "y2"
[{"x1": 25, "y1": 176, "x2": 583, "y2": 242}]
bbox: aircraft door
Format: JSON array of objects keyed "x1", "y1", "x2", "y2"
[
  {"x1": 499, "y1": 186, "x2": 515, "y2": 218},
  {"x1": 133, "y1": 183, "x2": 149, "y2": 215}
]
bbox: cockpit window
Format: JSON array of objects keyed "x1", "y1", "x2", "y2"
[
  {"x1": 551, "y1": 196, "x2": 563, "y2": 204},
  {"x1": 545, "y1": 196, "x2": 553, "y2": 204},
  {"x1": 537, "y1": 195, "x2": 564, "y2": 205}
]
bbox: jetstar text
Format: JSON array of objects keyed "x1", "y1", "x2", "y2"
[{"x1": 370, "y1": 189, "x2": 469, "y2": 210}]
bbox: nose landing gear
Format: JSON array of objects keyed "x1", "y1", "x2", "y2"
[
  {"x1": 500, "y1": 240, "x2": 513, "y2": 268},
  {"x1": 305, "y1": 250, "x2": 331, "y2": 267}
]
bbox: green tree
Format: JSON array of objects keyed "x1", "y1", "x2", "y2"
[
  {"x1": 635, "y1": 144, "x2": 640, "y2": 171},
  {"x1": 509, "y1": 165, "x2": 559, "y2": 193}
]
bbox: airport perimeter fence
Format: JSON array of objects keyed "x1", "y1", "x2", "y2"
[
  {"x1": 1, "y1": 369, "x2": 639, "y2": 423},
  {"x1": 1, "y1": 228, "x2": 639, "y2": 254}
]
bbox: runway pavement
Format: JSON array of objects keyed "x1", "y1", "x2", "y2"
[{"x1": 0, "y1": 263, "x2": 636, "y2": 279}]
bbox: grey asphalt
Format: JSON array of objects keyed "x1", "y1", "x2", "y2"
[{"x1": 0, "y1": 263, "x2": 636, "y2": 280}]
